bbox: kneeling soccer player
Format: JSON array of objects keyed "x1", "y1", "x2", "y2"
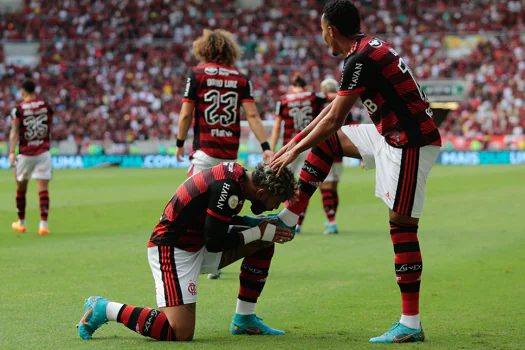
[{"x1": 78, "y1": 162, "x2": 297, "y2": 341}]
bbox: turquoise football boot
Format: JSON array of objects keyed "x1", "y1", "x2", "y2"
[
  {"x1": 77, "y1": 296, "x2": 110, "y2": 340},
  {"x1": 369, "y1": 322, "x2": 425, "y2": 343},
  {"x1": 323, "y1": 222, "x2": 339, "y2": 235},
  {"x1": 231, "y1": 314, "x2": 285, "y2": 335},
  {"x1": 242, "y1": 215, "x2": 268, "y2": 227}
]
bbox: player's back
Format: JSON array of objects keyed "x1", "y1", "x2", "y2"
[
  {"x1": 183, "y1": 63, "x2": 255, "y2": 159},
  {"x1": 276, "y1": 91, "x2": 328, "y2": 144},
  {"x1": 11, "y1": 99, "x2": 53, "y2": 156},
  {"x1": 149, "y1": 162, "x2": 246, "y2": 251},
  {"x1": 339, "y1": 36, "x2": 441, "y2": 148}
]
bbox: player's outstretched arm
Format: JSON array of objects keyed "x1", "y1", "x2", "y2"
[
  {"x1": 243, "y1": 101, "x2": 274, "y2": 160},
  {"x1": 271, "y1": 94, "x2": 358, "y2": 174},
  {"x1": 269, "y1": 116, "x2": 282, "y2": 152},
  {"x1": 176, "y1": 101, "x2": 195, "y2": 161},
  {"x1": 9, "y1": 118, "x2": 20, "y2": 167}
]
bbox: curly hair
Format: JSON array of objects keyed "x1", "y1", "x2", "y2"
[
  {"x1": 323, "y1": 0, "x2": 361, "y2": 36},
  {"x1": 192, "y1": 29, "x2": 241, "y2": 67},
  {"x1": 252, "y1": 162, "x2": 298, "y2": 200}
]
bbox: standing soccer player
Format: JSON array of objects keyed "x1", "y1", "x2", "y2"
[
  {"x1": 271, "y1": 0, "x2": 441, "y2": 343},
  {"x1": 176, "y1": 29, "x2": 273, "y2": 174},
  {"x1": 78, "y1": 162, "x2": 297, "y2": 342},
  {"x1": 269, "y1": 75, "x2": 332, "y2": 233},
  {"x1": 9, "y1": 80, "x2": 53, "y2": 235},
  {"x1": 176, "y1": 29, "x2": 274, "y2": 279}
]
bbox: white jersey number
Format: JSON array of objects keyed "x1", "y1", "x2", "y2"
[{"x1": 204, "y1": 90, "x2": 238, "y2": 127}]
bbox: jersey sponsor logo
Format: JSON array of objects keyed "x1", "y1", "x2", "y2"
[
  {"x1": 368, "y1": 39, "x2": 383, "y2": 48},
  {"x1": 21, "y1": 101, "x2": 45, "y2": 109},
  {"x1": 184, "y1": 77, "x2": 192, "y2": 97},
  {"x1": 218, "y1": 67, "x2": 239, "y2": 76},
  {"x1": 188, "y1": 281, "x2": 197, "y2": 296},
  {"x1": 217, "y1": 182, "x2": 231, "y2": 210},
  {"x1": 204, "y1": 66, "x2": 219, "y2": 75},
  {"x1": 227, "y1": 162, "x2": 235, "y2": 172},
  {"x1": 228, "y1": 195, "x2": 239, "y2": 209},
  {"x1": 347, "y1": 63, "x2": 363, "y2": 90},
  {"x1": 206, "y1": 79, "x2": 238, "y2": 88},
  {"x1": 211, "y1": 129, "x2": 233, "y2": 137}
]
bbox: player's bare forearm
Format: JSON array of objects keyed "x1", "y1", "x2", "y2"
[
  {"x1": 9, "y1": 120, "x2": 20, "y2": 153},
  {"x1": 269, "y1": 118, "x2": 282, "y2": 151},
  {"x1": 243, "y1": 102, "x2": 268, "y2": 143},
  {"x1": 177, "y1": 102, "x2": 195, "y2": 140}
]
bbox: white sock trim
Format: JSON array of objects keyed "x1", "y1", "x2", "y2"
[
  {"x1": 106, "y1": 302, "x2": 124, "y2": 322},
  {"x1": 241, "y1": 226, "x2": 261, "y2": 244},
  {"x1": 236, "y1": 299, "x2": 256, "y2": 315},
  {"x1": 19, "y1": 219, "x2": 26, "y2": 225},
  {"x1": 40, "y1": 220, "x2": 48, "y2": 228},
  {"x1": 400, "y1": 314, "x2": 420, "y2": 329},
  {"x1": 278, "y1": 208, "x2": 299, "y2": 227},
  {"x1": 261, "y1": 224, "x2": 276, "y2": 242}
]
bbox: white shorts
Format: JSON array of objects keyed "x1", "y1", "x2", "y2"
[
  {"x1": 325, "y1": 162, "x2": 343, "y2": 182},
  {"x1": 148, "y1": 245, "x2": 222, "y2": 307},
  {"x1": 289, "y1": 150, "x2": 308, "y2": 176},
  {"x1": 188, "y1": 150, "x2": 235, "y2": 176},
  {"x1": 341, "y1": 124, "x2": 440, "y2": 218},
  {"x1": 15, "y1": 151, "x2": 53, "y2": 182}
]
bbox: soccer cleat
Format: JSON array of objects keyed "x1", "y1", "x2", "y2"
[
  {"x1": 11, "y1": 222, "x2": 26, "y2": 233},
  {"x1": 369, "y1": 322, "x2": 425, "y2": 343},
  {"x1": 208, "y1": 270, "x2": 222, "y2": 279},
  {"x1": 39, "y1": 226, "x2": 49, "y2": 235},
  {"x1": 323, "y1": 222, "x2": 338, "y2": 235},
  {"x1": 269, "y1": 213, "x2": 296, "y2": 237},
  {"x1": 295, "y1": 224, "x2": 301, "y2": 234},
  {"x1": 242, "y1": 215, "x2": 268, "y2": 227},
  {"x1": 231, "y1": 314, "x2": 285, "y2": 335},
  {"x1": 77, "y1": 296, "x2": 110, "y2": 340}
]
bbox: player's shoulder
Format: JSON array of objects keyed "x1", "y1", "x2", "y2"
[
  {"x1": 194, "y1": 63, "x2": 246, "y2": 79},
  {"x1": 355, "y1": 36, "x2": 393, "y2": 57}
]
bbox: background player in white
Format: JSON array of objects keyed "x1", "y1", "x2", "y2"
[{"x1": 9, "y1": 80, "x2": 53, "y2": 235}]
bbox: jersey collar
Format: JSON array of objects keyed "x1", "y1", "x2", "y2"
[{"x1": 346, "y1": 34, "x2": 366, "y2": 57}]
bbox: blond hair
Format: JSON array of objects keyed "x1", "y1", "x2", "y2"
[{"x1": 192, "y1": 29, "x2": 241, "y2": 67}]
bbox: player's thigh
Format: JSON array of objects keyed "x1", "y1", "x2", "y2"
[
  {"x1": 377, "y1": 144, "x2": 440, "y2": 219},
  {"x1": 160, "y1": 304, "x2": 196, "y2": 341},
  {"x1": 147, "y1": 245, "x2": 203, "y2": 336},
  {"x1": 15, "y1": 154, "x2": 37, "y2": 183},
  {"x1": 290, "y1": 150, "x2": 308, "y2": 175},
  {"x1": 323, "y1": 161, "x2": 343, "y2": 184},
  {"x1": 339, "y1": 125, "x2": 383, "y2": 168},
  {"x1": 32, "y1": 152, "x2": 53, "y2": 182},
  {"x1": 189, "y1": 151, "x2": 226, "y2": 176}
]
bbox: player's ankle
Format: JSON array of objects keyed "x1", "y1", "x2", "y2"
[
  {"x1": 19, "y1": 219, "x2": 26, "y2": 225},
  {"x1": 40, "y1": 220, "x2": 48, "y2": 228},
  {"x1": 399, "y1": 314, "x2": 420, "y2": 329}
]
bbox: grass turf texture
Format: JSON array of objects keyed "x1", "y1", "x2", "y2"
[{"x1": 0, "y1": 165, "x2": 524, "y2": 349}]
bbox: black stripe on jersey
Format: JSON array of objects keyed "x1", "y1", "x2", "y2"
[
  {"x1": 199, "y1": 141, "x2": 239, "y2": 151},
  {"x1": 361, "y1": 56, "x2": 427, "y2": 147}
]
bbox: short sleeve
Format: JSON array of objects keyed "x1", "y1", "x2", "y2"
[
  {"x1": 338, "y1": 53, "x2": 369, "y2": 96},
  {"x1": 182, "y1": 69, "x2": 197, "y2": 102},
  {"x1": 206, "y1": 179, "x2": 242, "y2": 223},
  {"x1": 241, "y1": 77, "x2": 255, "y2": 103},
  {"x1": 11, "y1": 107, "x2": 22, "y2": 121}
]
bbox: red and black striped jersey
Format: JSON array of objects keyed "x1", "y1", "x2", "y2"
[
  {"x1": 11, "y1": 99, "x2": 53, "y2": 156},
  {"x1": 182, "y1": 63, "x2": 255, "y2": 159},
  {"x1": 149, "y1": 162, "x2": 246, "y2": 251},
  {"x1": 339, "y1": 36, "x2": 441, "y2": 148},
  {"x1": 275, "y1": 91, "x2": 328, "y2": 144}
]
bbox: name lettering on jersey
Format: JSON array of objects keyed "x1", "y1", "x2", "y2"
[
  {"x1": 21, "y1": 101, "x2": 45, "y2": 109},
  {"x1": 207, "y1": 79, "x2": 238, "y2": 89},
  {"x1": 288, "y1": 99, "x2": 312, "y2": 108},
  {"x1": 211, "y1": 129, "x2": 233, "y2": 137},
  {"x1": 347, "y1": 63, "x2": 363, "y2": 90},
  {"x1": 23, "y1": 107, "x2": 48, "y2": 116},
  {"x1": 27, "y1": 140, "x2": 44, "y2": 147},
  {"x1": 217, "y1": 182, "x2": 231, "y2": 210}
]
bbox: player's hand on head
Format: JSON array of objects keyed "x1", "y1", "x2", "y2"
[
  {"x1": 272, "y1": 139, "x2": 297, "y2": 162},
  {"x1": 176, "y1": 147, "x2": 185, "y2": 162},
  {"x1": 262, "y1": 149, "x2": 274, "y2": 161},
  {"x1": 271, "y1": 149, "x2": 299, "y2": 176}
]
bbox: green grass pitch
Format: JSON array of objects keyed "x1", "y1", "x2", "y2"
[{"x1": 1, "y1": 165, "x2": 524, "y2": 349}]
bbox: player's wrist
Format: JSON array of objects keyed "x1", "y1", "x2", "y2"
[
  {"x1": 261, "y1": 141, "x2": 271, "y2": 152},
  {"x1": 9, "y1": 151, "x2": 15, "y2": 155},
  {"x1": 176, "y1": 139, "x2": 185, "y2": 148},
  {"x1": 293, "y1": 132, "x2": 305, "y2": 143},
  {"x1": 241, "y1": 226, "x2": 262, "y2": 244},
  {"x1": 260, "y1": 224, "x2": 276, "y2": 242}
]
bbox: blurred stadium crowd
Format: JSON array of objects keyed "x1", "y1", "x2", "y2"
[{"x1": 1, "y1": 0, "x2": 524, "y2": 144}]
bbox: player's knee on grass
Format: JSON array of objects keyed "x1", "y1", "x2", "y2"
[{"x1": 161, "y1": 304, "x2": 196, "y2": 341}]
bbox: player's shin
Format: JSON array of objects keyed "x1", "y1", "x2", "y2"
[
  {"x1": 39, "y1": 190, "x2": 49, "y2": 227},
  {"x1": 390, "y1": 221, "x2": 422, "y2": 329},
  {"x1": 280, "y1": 134, "x2": 342, "y2": 225},
  {"x1": 16, "y1": 190, "x2": 26, "y2": 224},
  {"x1": 116, "y1": 304, "x2": 176, "y2": 341}
]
